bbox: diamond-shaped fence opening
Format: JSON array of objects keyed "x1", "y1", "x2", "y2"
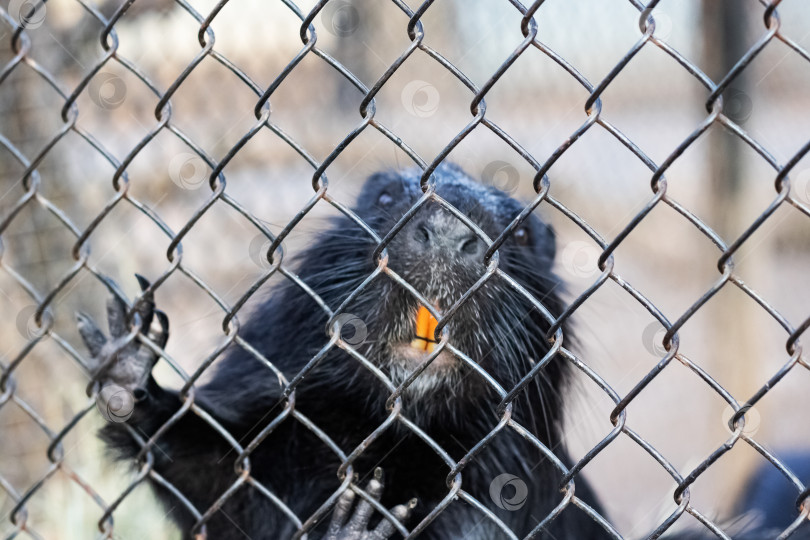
[{"x1": 1, "y1": 0, "x2": 809, "y2": 538}]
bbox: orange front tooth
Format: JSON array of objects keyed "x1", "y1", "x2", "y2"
[
  {"x1": 427, "y1": 307, "x2": 438, "y2": 343},
  {"x1": 415, "y1": 306, "x2": 431, "y2": 341},
  {"x1": 426, "y1": 341, "x2": 436, "y2": 353},
  {"x1": 414, "y1": 306, "x2": 439, "y2": 351}
]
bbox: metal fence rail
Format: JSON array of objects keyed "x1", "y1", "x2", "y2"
[{"x1": 0, "y1": 0, "x2": 809, "y2": 538}]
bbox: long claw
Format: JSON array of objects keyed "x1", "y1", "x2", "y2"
[
  {"x1": 134, "y1": 273, "x2": 150, "y2": 291},
  {"x1": 106, "y1": 295, "x2": 129, "y2": 339},
  {"x1": 76, "y1": 312, "x2": 106, "y2": 358},
  {"x1": 152, "y1": 309, "x2": 170, "y2": 348},
  {"x1": 133, "y1": 274, "x2": 155, "y2": 333}
]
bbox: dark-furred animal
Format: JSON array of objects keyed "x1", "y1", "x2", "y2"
[{"x1": 78, "y1": 164, "x2": 808, "y2": 539}]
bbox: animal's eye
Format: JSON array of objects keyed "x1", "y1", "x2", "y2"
[
  {"x1": 513, "y1": 227, "x2": 530, "y2": 246},
  {"x1": 378, "y1": 192, "x2": 393, "y2": 206}
]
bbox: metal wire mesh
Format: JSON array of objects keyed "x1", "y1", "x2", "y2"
[{"x1": 1, "y1": 0, "x2": 809, "y2": 538}]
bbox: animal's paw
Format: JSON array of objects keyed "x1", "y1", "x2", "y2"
[
  {"x1": 323, "y1": 468, "x2": 416, "y2": 540},
  {"x1": 76, "y1": 274, "x2": 168, "y2": 422}
]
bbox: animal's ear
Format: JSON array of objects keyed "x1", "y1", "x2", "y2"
[{"x1": 356, "y1": 170, "x2": 405, "y2": 210}]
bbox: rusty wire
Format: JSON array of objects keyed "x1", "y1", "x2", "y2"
[{"x1": 1, "y1": 0, "x2": 809, "y2": 538}]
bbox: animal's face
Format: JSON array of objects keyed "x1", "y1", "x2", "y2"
[
  {"x1": 356, "y1": 165, "x2": 556, "y2": 273},
  {"x1": 336, "y1": 164, "x2": 563, "y2": 403}
]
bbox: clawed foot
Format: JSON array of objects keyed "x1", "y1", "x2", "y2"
[
  {"x1": 76, "y1": 274, "x2": 168, "y2": 422},
  {"x1": 323, "y1": 468, "x2": 416, "y2": 540}
]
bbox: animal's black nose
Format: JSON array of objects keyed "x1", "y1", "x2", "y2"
[{"x1": 410, "y1": 213, "x2": 485, "y2": 261}]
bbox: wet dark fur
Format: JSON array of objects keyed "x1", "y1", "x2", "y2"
[{"x1": 101, "y1": 164, "x2": 801, "y2": 539}]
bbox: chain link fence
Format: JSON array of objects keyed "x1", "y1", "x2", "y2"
[{"x1": 1, "y1": 0, "x2": 810, "y2": 538}]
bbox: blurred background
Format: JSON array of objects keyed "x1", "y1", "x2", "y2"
[{"x1": 1, "y1": 0, "x2": 810, "y2": 538}]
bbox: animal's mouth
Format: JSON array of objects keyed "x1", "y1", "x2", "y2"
[{"x1": 392, "y1": 304, "x2": 457, "y2": 372}]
